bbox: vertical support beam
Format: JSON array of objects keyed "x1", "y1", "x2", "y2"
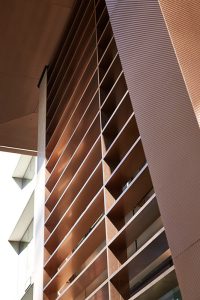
[
  {"x1": 105, "y1": 0, "x2": 200, "y2": 299},
  {"x1": 33, "y1": 69, "x2": 47, "y2": 300}
]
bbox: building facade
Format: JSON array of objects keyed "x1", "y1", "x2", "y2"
[
  {"x1": 38, "y1": 0, "x2": 193, "y2": 299},
  {"x1": 10, "y1": 156, "x2": 36, "y2": 300},
  {"x1": 2, "y1": 154, "x2": 36, "y2": 300},
  {"x1": 1, "y1": 0, "x2": 200, "y2": 299}
]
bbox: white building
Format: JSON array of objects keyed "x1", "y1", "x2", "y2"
[{"x1": 0, "y1": 152, "x2": 36, "y2": 300}]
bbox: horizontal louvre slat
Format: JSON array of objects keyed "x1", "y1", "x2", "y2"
[
  {"x1": 47, "y1": 0, "x2": 86, "y2": 86},
  {"x1": 44, "y1": 218, "x2": 106, "y2": 297},
  {"x1": 47, "y1": 12, "x2": 96, "y2": 119},
  {"x1": 45, "y1": 190, "x2": 104, "y2": 269},
  {"x1": 46, "y1": 142, "x2": 102, "y2": 231},
  {"x1": 46, "y1": 97, "x2": 100, "y2": 193},
  {"x1": 58, "y1": 249, "x2": 107, "y2": 299},
  {"x1": 110, "y1": 228, "x2": 170, "y2": 299},
  {"x1": 47, "y1": 43, "x2": 98, "y2": 140},
  {"x1": 48, "y1": 0, "x2": 93, "y2": 92},
  {"x1": 46, "y1": 71, "x2": 98, "y2": 160}
]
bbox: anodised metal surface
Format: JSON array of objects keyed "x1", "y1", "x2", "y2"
[{"x1": 159, "y1": 0, "x2": 200, "y2": 127}]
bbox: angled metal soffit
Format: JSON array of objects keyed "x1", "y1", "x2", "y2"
[
  {"x1": 105, "y1": 0, "x2": 200, "y2": 299},
  {"x1": 0, "y1": 0, "x2": 76, "y2": 155}
]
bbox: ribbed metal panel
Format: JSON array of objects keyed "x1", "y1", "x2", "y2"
[
  {"x1": 159, "y1": 0, "x2": 200, "y2": 127},
  {"x1": 105, "y1": 0, "x2": 200, "y2": 298}
]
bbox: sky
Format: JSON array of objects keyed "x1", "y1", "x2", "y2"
[{"x1": 0, "y1": 151, "x2": 24, "y2": 299}]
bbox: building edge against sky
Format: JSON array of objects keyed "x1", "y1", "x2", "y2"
[{"x1": 1, "y1": 1, "x2": 200, "y2": 300}]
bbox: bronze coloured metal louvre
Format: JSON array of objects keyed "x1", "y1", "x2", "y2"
[{"x1": 43, "y1": 0, "x2": 180, "y2": 299}]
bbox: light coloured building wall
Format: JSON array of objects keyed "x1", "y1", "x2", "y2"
[{"x1": 0, "y1": 151, "x2": 36, "y2": 300}]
